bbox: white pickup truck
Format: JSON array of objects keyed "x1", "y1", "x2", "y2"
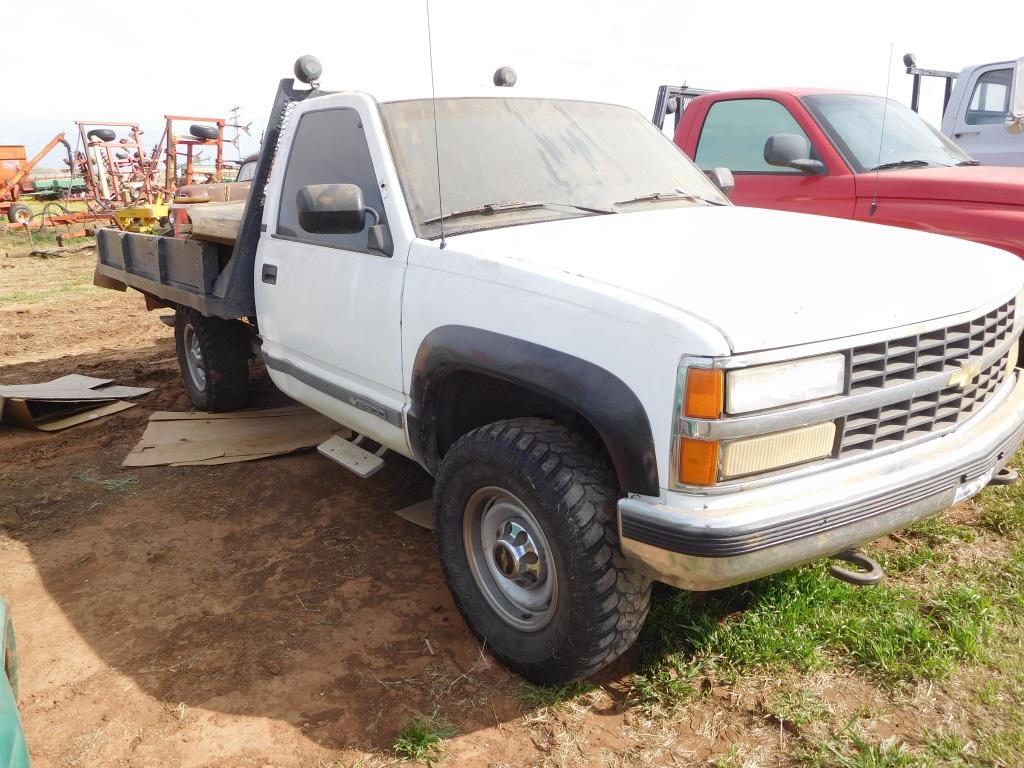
[
  {"x1": 96, "y1": 57, "x2": 1024, "y2": 684},
  {"x1": 906, "y1": 53, "x2": 1024, "y2": 166}
]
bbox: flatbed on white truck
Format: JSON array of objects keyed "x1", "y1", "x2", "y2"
[{"x1": 96, "y1": 57, "x2": 1024, "y2": 684}]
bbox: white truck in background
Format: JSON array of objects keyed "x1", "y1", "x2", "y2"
[
  {"x1": 905, "y1": 53, "x2": 1024, "y2": 166},
  {"x1": 94, "y1": 57, "x2": 1024, "y2": 685}
]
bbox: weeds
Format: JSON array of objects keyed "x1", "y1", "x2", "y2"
[
  {"x1": 392, "y1": 717, "x2": 456, "y2": 764},
  {"x1": 764, "y1": 687, "x2": 832, "y2": 729},
  {"x1": 520, "y1": 680, "x2": 592, "y2": 709},
  {"x1": 798, "y1": 730, "x2": 923, "y2": 767},
  {"x1": 76, "y1": 471, "x2": 138, "y2": 493}
]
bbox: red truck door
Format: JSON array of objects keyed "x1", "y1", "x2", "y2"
[{"x1": 677, "y1": 95, "x2": 856, "y2": 219}]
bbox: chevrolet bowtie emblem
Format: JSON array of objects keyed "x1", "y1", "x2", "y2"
[{"x1": 949, "y1": 361, "x2": 983, "y2": 389}]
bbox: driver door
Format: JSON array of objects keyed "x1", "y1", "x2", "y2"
[
  {"x1": 254, "y1": 100, "x2": 409, "y2": 450},
  {"x1": 692, "y1": 97, "x2": 855, "y2": 219}
]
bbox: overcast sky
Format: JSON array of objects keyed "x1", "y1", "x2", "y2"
[{"x1": 3, "y1": 0, "x2": 1022, "y2": 168}]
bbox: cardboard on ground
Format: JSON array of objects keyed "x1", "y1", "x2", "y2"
[
  {"x1": 0, "y1": 374, "x2": 150, "y2": 432},
  {"x1": 124, "y1": 405, "x2": 350, "y2": 467}
]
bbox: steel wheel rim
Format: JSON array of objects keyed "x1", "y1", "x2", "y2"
[
  {"x1": 183, "y1": 323, "x2": 207, "y2": 392},
  {"x1": 13, "y1": 209, "x2": 30, "y2": 224},
  {"x1": 463, "y1": 486, "x2": 557, "y2": 632}
]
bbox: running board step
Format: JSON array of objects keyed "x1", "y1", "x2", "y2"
[{"x1": 317, "y1": 435, "x2": 386, "y2": 478}]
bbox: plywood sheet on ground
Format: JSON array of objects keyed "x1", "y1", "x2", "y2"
[{"x1": 123, "y1": 406, "x2": 350, "y2": 467}]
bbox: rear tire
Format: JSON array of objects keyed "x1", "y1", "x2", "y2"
[
  {"x1": 174, "y1": 307, "x2": 251, "y2": 411},
  {"x1": 433, "y1": 417, "x2": 651, "y2": 684},
  {"x1": 7, "y1": 204, "x2": 31, "y2": 224}
]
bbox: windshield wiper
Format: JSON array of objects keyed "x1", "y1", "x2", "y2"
[
  {"x1": 956, "y1": 159, "x2": 982, "y2": 166},
  {"x1": 613, "y1": 190, "x2": 725, "y2": 207},
  {"x1": 868, "y1": 159, "x2": 935, "y2": 171},
  {"x1": 424, "y1": 201, "x2": 613, "y2": 224}
]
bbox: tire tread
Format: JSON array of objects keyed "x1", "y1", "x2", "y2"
[{"x1": 434, "y1": 417, "x2": 651, "y2": 684}]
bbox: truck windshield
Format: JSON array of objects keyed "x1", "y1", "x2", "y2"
[
  {"x1": 802, "y1": 94, "x2": 973, "y2": 173},
  {"x1": 379, "y1": 98, "x2": 728, "y2": 239}
]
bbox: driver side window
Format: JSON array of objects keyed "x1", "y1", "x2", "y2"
[
  {"x1": 696, "y1": 99, "x2": 818, "y2": 173},
  {"x1": 276, "y1": 108, "x2": 388, "y2": 252},
  {"x1": 966, "y1": 69, "x2": 1012, "y2": 125}
]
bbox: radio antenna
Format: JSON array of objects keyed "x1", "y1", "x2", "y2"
[
  {"x1": 425, "y1": 0, "x2": 446, "y2": 248},
  {"x1": 869, "y1": 44, "x2": 894, "y2": 217}
]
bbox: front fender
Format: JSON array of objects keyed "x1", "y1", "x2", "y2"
[{"x1": 408, "y1": 326, "x2": 660, "y2": 496}]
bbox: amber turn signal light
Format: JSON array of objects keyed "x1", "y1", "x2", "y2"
[
  {"x1": 684, "y1": 368, "x2": 723, "y2": 419},
  {"x1": 678, "y1": 437, "x2": 720, "y2": 486}
]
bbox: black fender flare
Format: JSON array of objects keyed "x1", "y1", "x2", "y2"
[{"x1": 408, "y1": 326, "x2": 659, "y2": 496}]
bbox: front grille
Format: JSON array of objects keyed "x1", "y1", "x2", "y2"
[
  {"x1": 848, "y1": 298, "x2": 1016, "y2": 393},
  {"x1": 832, "y1": 298, "x2": 1018, "y2": 458},
  {"x1": 838, "y1": 350, "x2": 1011, "y2": 457}
]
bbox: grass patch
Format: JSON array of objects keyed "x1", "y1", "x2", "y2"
[
  {"x1": 76, "y1": 471, "x2": 138, "y2": 493},
  {"x1": 0, "y1": 274, "x2": 94, "y2": 303},
  {"x1": 708, "y1": 746, "x2": 745, "y2": 767},
  {"x1": 799, "y1": 730, "x2": 925, "y2": 767},
  {"x1": 764, "y1": 687, "x2": 832, "y2": 729},
  {"x1": 978, "y1": 725, "x2": 1024, "y2": 767},
  {"x1": 630, "y1": 564, "x2": 993, "y2": 713},
  {"x1": 921, "y1": 729, "x2": 973, "y2": 764},
  {"x1": 903, "y1": 514, "x2": 976, "y2": 544},
  {"x1": 974, "y1": 457, "x2": 1024, "y2": 537},
  {"x1": 393, "y1": 717, "x2": 456, "y2": 764},
  {"x1": 966, "y1": 543, "x2": 1024, "y2": 615},
  {"x1": 873, "y1": 543, "x2": 947, "y2": 576},
  {"x1": 520, "y1": 680, "x2": 592, "y2": 709}
]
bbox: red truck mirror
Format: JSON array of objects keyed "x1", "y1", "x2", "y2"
[{"x1": 764, "y1": 133, "x2": 827, "y2": 176}]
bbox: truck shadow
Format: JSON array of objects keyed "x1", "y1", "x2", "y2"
[{"x1": 1, "y1": 345, "x2": 633, "y2": 755}]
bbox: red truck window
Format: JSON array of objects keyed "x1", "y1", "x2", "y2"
[{"x1": 695, "y1": 99, "x2": 812, "y2": 173}]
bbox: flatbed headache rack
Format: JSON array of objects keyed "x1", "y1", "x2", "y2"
[
  {"x1": 903, "y1": 53, "x2": 959, "y2": 115},
  {"x1": 652, "y1": 84, "x2": 714, "y2": 131},
  {"x1": 94, "y1": 58, "x2": 330, "y2": 319}
]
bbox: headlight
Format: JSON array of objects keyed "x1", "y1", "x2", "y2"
[
  {"x1": 674, "y1": 353, "x2": 846, "y2": 487},
  {"x1": 726, "y1": 353, "x2": 845, "y2": 414}
]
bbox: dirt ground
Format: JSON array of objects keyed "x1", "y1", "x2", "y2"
[
  {"x1": 2, "y1": 245, "x2": 1019, "y2": 767},
  {"x1": 0, "y1": 247, "x2": 656, "y2": 767}
]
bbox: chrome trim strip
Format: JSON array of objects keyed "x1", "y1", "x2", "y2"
[{"x1": 262, "y1": 353, "x2": 403, "y2": 427}]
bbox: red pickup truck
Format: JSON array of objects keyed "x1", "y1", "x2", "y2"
[{"x1": 657, "y1": 87, "x2": 1024, "y2": 258}]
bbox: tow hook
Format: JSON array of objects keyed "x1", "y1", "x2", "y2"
[
  {"x1": 988, "y1": 466, "x2": 1019, "y2": 486},
  {"x1": 828, "y1": 549, "x2": 884, "y2": 586}
]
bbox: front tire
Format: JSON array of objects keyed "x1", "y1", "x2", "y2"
[
  {"x1": 173, "y1": 307, "x2": 251, "y2": 411},
  {"x1": 433, "y1": 418, "x2": 651, "y2": 684}
]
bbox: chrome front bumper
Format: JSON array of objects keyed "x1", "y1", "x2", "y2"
[{"x1": 619, "y1": 371, "x2": 1024, "y2": 591}]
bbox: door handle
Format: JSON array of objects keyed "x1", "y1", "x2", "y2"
[
  {"x1": 261, "y1": 264, "x2": 277, "y2": 285},
  {"x1": 953, "y1": 130, "x2": 981, "y2": 138}
]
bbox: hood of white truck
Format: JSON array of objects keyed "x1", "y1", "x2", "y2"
[{"x1": 446, "y1": 205, "x2": 1024, "y2": 353}]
